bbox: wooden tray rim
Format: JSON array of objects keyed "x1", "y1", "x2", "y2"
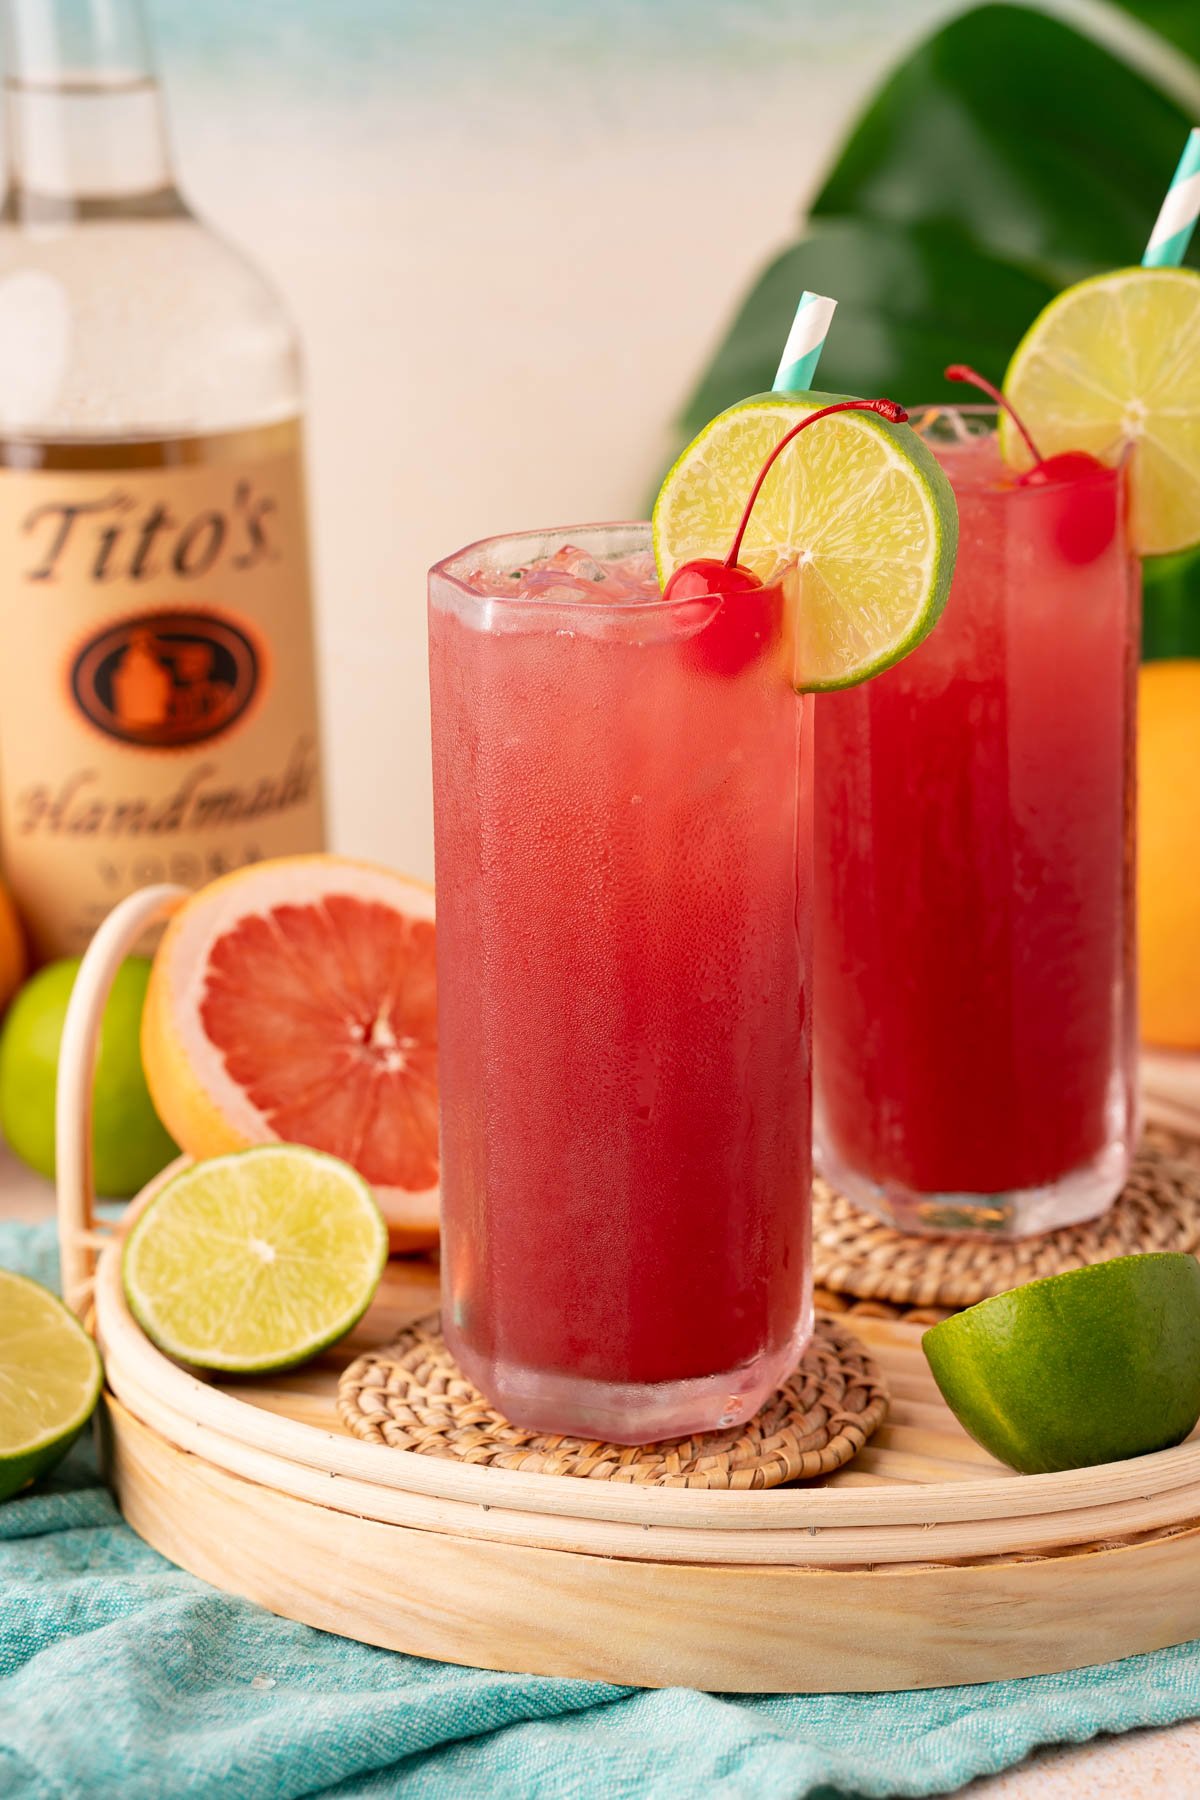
[
  {"x1": 61, "y1": 891, "x2": 1200, "y2": 1546},
  {"x1": 99, "y1": 1378, "x2": 1200, "y2": 1568},
  {"x1": 93, "y1": 1231, "x2": 1200, "y2": 1540}
]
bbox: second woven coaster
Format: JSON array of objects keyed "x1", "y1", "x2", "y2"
[
  {"x1": 814, "y1": 1135, "x2": 1200, "y2": 1311},
  {"x1": 338, "y1": 1313, "x2": 888, "y2": 1490}
]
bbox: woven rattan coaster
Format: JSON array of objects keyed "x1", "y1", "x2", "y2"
[
  {"x1": 814, "y1": 1135, "x2": 1200, "y2": 1312},
  {"x1": 338, "y1": 1313, "x2": 887, "y2": 1490}
]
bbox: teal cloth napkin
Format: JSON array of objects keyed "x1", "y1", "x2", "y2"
[{"x1": 5, "y1": 1220, "x2": 1200, "y2": 1800}]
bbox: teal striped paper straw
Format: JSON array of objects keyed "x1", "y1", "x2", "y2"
[
  {"x1": 772, "y1": 291, "x2": 837, "y2": 392},
  {"x1": 1144, "y1": 128, "x2": 1200, "y2": 268}
]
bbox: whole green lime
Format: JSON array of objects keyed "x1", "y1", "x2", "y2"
[
  {"x1": 0, "y1": 957, "x2": 179, "y2": 1198},
  {"x1": 923, "y1": 1253, "x2": 1200, "y2": 1475}
]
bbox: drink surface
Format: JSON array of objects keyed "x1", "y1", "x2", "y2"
[
  {"x1": 430, "y1": 529, "x2": 812, "y2": 1440},
  {"x1": 814, "y1": 426, "x2": 1137, "y2": 1222}
]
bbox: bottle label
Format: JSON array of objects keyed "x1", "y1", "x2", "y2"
[{"x1": 0, "y1": 424, "x2": 325, "y2": 957}]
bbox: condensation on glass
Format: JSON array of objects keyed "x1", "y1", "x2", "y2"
[
  {"x1": 429, "y1": 523, "x2": 814, "y2": 1442},
  {"x1": 814, "y1": 406, "x2": 1138, "y2": 1238}
]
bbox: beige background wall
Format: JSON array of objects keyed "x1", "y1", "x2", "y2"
[{"x1": 152, "y1": 0, "x2": 964, "y2": 879}]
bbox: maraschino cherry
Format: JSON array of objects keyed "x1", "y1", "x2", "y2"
[
  {"x1": 945, "y1": 364, "x2": 1115, "y2": 563},
  {"x1": 664, "y1": 397, "x2": 909, "y2": 674}
]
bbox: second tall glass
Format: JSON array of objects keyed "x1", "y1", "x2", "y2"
[
  {"x1": 814, "y1": 407, "x2": 1138, "y2": 1237},
  {"x1": 430, "y1": 524, "x2": 812, "y2": 1443}
]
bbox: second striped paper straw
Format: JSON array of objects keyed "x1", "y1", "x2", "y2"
[
  {"x1": 772, "y1": 291, "x2": 837, "y2": 392},
  {"x1": 1144, "y1": 127, "x2": 1200, "y2": 268}
]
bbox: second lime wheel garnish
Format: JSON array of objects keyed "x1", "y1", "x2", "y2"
[
  {"x1": 1002, "y1": 267, "x2": 1200, "y2": 556},
  {"x1": 653, "y1": 390, "x2": 958, "y2": 691}
]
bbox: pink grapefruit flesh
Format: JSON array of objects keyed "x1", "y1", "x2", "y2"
[{"x1": 142, "y1": 856, "x2": 439, "y2": 1249}]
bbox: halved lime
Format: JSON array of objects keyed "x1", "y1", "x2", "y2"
[
  {"x1": 652, "y1": 391, "x2": 958, "y2": 691},
  {"x1": 0, "y1": 1269, "x2": 103, "y2": 1501},
  {"x1": 1003, "y1": 267, "x2": 1200, "y2": 555},
  {"x1": 923, "y1": 1253, "x2": 1200, "y2": 1475},
  {"x1": 122, "y1": 1145, "x2": 388, "y2": 1372}
]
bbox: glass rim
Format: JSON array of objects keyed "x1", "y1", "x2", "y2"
[
  {"x1": 910, "y1": 402, "x2": 1129, "y2": 489},
  {"x1": 429, "y1": 520, "x2": 679, "y2": 613},
  {"x1": 432, "y1": 415, "x2": 1132, "y2": 600}
]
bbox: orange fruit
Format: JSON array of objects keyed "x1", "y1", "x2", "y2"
[
  {"x1": 142, "y1": 854, "x2": 438, "y2": 1250},
  {"x1": 1139, "y1": 660, "x2": 1200, "y2": 1048},
  {"x1": 0, "y1": 875, "x2": 27, "y2": 1014}
]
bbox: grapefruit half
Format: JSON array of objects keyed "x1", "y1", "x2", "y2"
[{"x1": 142, "y1": 855, "x2": 439, "y2": 1250}]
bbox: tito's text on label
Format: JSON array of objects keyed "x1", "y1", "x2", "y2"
[{"x1": 22, "y1": 477, "x2": 279, "y2": 584}]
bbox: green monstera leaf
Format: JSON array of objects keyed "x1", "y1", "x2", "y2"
[
  {"x1": 812, "y1": 5, "x2": 1197, "y2": 280},
  {"x1": 674, "y1": 2, "x2": 1200, "y2": 654},
  {"x1": 679, "y1": 217, "x2": 1057, "y2": 430},
  {"x1": 1108, "y1": 0, "x2": 1200, "y2": 69}
]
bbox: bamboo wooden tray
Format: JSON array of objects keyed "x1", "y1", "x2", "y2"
[{"x1": 55, "y1": 887, "x2": 1200, "y2": 1693}]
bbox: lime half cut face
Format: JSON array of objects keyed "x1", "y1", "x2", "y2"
[
  {"x1": 1003, "y1": 267, "x2": 1200, "y2": 556},
  {"x1": 122, "y1": 1143, "x2": 388, "y2": 1373},
  {"x1": 652, "y1": 392, "x2": 958, "y2": 691},
  {"x1": 0, "y1": 1269, "x2": 103, "y2": 1501}
]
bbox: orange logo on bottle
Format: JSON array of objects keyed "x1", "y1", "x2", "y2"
[{"x1": 69, "y1": 609, "x2": 262, "y2": 749}]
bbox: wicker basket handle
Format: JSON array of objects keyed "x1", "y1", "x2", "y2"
[{"x1": 56, "y1": 883, "x2": 188, "y2": 1320}]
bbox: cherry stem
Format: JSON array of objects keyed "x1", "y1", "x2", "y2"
[
  {"x1": 944, "y1": 364, "x2": 1043, "y2": 466},
  {"x1": 725, "y1": 398, "x2": 909, "y2": 569}
]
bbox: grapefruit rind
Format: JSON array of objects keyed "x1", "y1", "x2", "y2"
[{"x1": 142, "y1": 855, "x2": 439, "y2": 1249}]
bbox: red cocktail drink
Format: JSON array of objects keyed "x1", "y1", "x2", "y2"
[
  {"x1": 815, "y1": 411, "x2": 1138, "y2": 1235},
  {"x1": 430, "y1": 525, "x2": 811, "y2": 1441}
]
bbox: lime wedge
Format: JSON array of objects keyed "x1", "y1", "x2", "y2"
[
  {"x1": 1003, "y1": 268, "x2": 1200, "y2": 555},
  {"x1": 923, "y1": 1253, "x2": 1200, "y2": 1475},
  {"x1": 0, "y1": 1269, "x2": 103, "y2": 1501},
  {"x1": 122, "y1": 1145, "x2": 388, "y2": 1372},
  {"x1": 652, "y1": 391, "x2": 958, "y2": 691}
]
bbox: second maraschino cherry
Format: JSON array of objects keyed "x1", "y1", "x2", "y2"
[{"x1": 945, "y1": 365, "x2": 1116, "y2": 563}]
